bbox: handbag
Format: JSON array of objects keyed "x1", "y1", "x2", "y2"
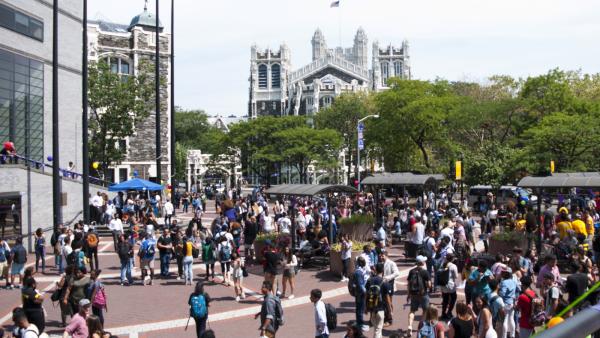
[{"x1": 51, "y1": 287, "x2": 62, "y2": 302}]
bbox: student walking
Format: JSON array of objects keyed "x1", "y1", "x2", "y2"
[
  {"x1": 188, "y1": 281, "x2": 211, "y2": 338},
  {"x1": 311, "y1": 288, "x2": 329, "y2": 338}
]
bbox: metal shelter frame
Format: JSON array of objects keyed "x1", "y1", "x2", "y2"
[
  {"x1": 517, "y1": 172, "x2": 600, "y2": 251},
  {"x1": 265, "y1": 184, "x2": 359, "y2": 248},
  {"x1": 361, "y1": 172, "x2": 445, "y2": 187}
]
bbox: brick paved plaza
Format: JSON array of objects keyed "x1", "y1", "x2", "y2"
[{"x1": 0, "y1": 202, "x2": 468, "y2": 338}]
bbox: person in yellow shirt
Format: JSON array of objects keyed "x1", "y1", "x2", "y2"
[
  {"x1": 571, "y1": 213, "x2": 588, "y2": 238},
  {"x1": 583, "y1": 210, "x2": 595, "y2": 239},
  {"x1": 556, "y1": 213, "x2": 572, "y2": 240},
  {"x1": 515, "y1": 213, "x2": 526, "y2": 232}
]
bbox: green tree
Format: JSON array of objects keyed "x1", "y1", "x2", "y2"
[
  {"x1": 88, "y1": 61, "x2": 154, "y2": 179},
  {"x1": 274, "y1": 127, "x2": 343, "y2": 183},
  {"x1": 523, "y1": 111, "x2": 600, "y2": 172}
]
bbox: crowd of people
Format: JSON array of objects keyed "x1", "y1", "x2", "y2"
[{"x1": 2, "y1": 184, "x2": 600, "y2": 338}]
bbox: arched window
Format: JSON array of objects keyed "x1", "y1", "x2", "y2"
[
  {"x1": 381, "y1": 62, "x2": 389, "y2": 85},
  {"x1": 271, "y1": 64, "x2": 281, "y2": 88},
  {"x1": 394, "y1": 62, "x2": 402, "y2": 78},
  {"x1": 258, "y1": 64, "x2": 268, "y2": 89}
]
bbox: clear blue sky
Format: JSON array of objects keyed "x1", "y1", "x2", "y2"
[{"x1": 89, "y1": 0, "x2": 600, "y2": 116}]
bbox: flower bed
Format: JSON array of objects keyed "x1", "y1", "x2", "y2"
[{"x1": 488, "y1": 231, "x2": 528, "y2": 256}]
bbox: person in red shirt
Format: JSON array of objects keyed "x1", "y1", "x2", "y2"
[{"x1": 516, "y1": 276, "x2": 536, "y2": 338}]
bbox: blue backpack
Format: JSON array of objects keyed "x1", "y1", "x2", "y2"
[
  {"x1": 418, "y1": 321, "x2": 436, "y2": 338},
  {"x1": 190, "y1": 294, "x2": 207, "y2": 318}
]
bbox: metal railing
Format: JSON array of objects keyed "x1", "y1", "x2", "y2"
[{"x1": 1, "y1": 154, "x2": 112, "y2": 187}]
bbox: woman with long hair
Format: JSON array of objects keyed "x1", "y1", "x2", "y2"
[
  {"x1": 86, "y1": 314, "x2": 110, "y2": 338},
  {"x1": 231, "y1": 251, "x2": 245, "y2": 301},
  {"x1": 448, "y1": 302, "x2": 474, "y2": 338},
  {"x1": 188, "y1": 281, "x2": 212, "y2": 338},
  {"x1": 281, "y1": 245, "x2": 297, "y2": 299},
  {"x1": 473, "y1": 295, "x2": 497, "y2": 338}
]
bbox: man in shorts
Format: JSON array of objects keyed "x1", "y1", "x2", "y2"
[
  {"x1": 0, "y1": 237, "x2": 10, "y2": 288},
  {"x1": 139, "y1": 233, "x2": 156, "y2": 285},
  {"x1": 407, "y1": 255, "x2": 431, "y2": 335},
  {"x1": 10, "y1": 237, "x2": 27, "y2": 289}
]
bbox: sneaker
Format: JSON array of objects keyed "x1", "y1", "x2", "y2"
[
  {"x1": 176, "y1": 276, "x2": 181, "y2": 281},
  {"x1": 235, "y1": 296, "x2": 240, "y2": 302},
  {"x1": 288, "y1": 294, "x2": 295, "y2": 299},
  {"x1": 149, "y1": 279, "x2": 153, "y2": 286},
  {"x1": 241, "y1": 293, "x2": 246, "y2": 299},
  {"x1": 361, "y1": 325, "x2": 370, "y2": 332}
]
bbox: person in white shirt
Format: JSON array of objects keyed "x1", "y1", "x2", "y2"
[
  {"x1": 163, "y1": 199, "x2": 174, "y2": 226},
  {"x1": 277, "y1": 213, "x2": 292, "y2": 234},
  {"x1": 12, "y1": 307, "x2": 41, "y2": 338},
  {"x1": 104, "y1": 200, "x2": 115, "y2": 225},
  {"x1": 340, "y1": 234, "x2": 353, "y2": 282},
  {"x1": 376, "y1": 223, "x2": 387, "y2": 247},
  {"x1": 109, "y1": 214, "x2": 124, "y2": 251},
  {"x1": 380, "y1": 250, "x2": 400, "y2": 326},
  {"x1": 310, "y1": 288, "x2": 329, "y2": 338}
]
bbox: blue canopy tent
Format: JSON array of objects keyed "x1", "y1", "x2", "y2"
[{"x1": 108, "y1": 178, "x2": 163, "y2": 192}]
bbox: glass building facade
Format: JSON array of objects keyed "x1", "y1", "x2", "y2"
[{"x1": 0, "y1": 49, "x2": 44, "y2": 162}]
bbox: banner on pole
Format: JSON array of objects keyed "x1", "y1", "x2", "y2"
[
  {"x1": 455, "y1": 161, "x2": 462, "y2": 180},
  {"x1": 550, "y1": 160, "x2": 555, "y2": 173},
  {"x1": 358, "y1": 139, "x2": 364, "y2": 150}
]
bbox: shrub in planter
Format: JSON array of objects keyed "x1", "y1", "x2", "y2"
[
  {"x1": 488, "y1": 231, "x2": 528, "y2": 256},
  {"x1": 338, "y1": 214, "x2": 375, "y2": 242},
  {"x1": 253, "y1": 233, "x2": 290, "y2": 262},
  {"x1": 329, "y1": 241, "x2": 370, "y2": 276}
]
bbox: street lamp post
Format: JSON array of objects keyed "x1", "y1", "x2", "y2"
[{"x1": 356, "y1": 114, "x2": 379, "y2": 192}]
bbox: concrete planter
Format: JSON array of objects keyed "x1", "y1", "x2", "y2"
[
  {"x1": 339, "y1": 223, "x2": 373, "y2": 242},
  {"x1": 330, "y1": 250, "x2": 361, "y2": 277},
  {"x1": 488, "y1": 234, "x2": 528, "y2": 256}
]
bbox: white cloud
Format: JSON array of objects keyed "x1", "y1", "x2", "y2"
[{"x1": 89, "y1": 0, "x2": 600, "y2": 115}]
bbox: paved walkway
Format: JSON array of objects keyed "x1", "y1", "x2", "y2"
[{"x1": 0, "y1": 203, "x2": 466, "y2": 338}]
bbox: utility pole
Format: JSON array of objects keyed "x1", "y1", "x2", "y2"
[
  {"x1": 82, "y1": 0, "x2": 90, "y2": 223},
  {"x1": 155, "y1": 0, "x2": 162, "y2": 182},
  {"x1": 52, "y1": 0, "x2": 62, "y2": 231}
]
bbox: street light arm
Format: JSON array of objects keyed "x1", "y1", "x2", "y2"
[{"x1": 358, "y1": 114, "x2": 380, "y2": 123}]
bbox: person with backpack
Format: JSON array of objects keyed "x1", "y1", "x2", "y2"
[
  {"x1": 421, "y1": 230, "x2": 436, "y2": 281},
  {"x1": 352, "y1": 256, "x2": 369, "y2": 332},
  {"x1": 468, "y1": 261, "x2": 494, "y2": 301},
  {"x1": 183, "y1": 229, "x2": 199, "y2": 286},
  {"x1": 417, "y1": 306, "x2": 445, "y2": 338},
  {"x1": 117, "y1": 233, "x2": 133, "y2": 286},
  {"x1": 516, "y1": 276, "x2": 537, "y2": 338},
  {"x1": 188, "y1": 281, "x2": 212, "y2": 338},
  {"x1": 488, "y1": 279, "x2": 506, "y2": 337},
  {"x1": 88, "y1": 270, "x2": 108, "y2": 326},
  {"x1": 33, "y1": 228, "x2": 46, "y2": 274},
  {"x1": 217, "y1": 236, "x2": 233, "y2": 286},
  {"x1": 366, "y1": 263, "x2": 389, "y2": 338},
  {"x1": 202, "y1": 236, "x2": 216, "y2": 281},
  {"x1": 498, "y1": 267, "x2": 517, "y2": 338},
  {"x1": 542, "y1": 272, "x2": 561, "y2": 317},
  {"x1": 440, "y1": 253, "x2": 459, "y2": 320},
  {"x1": 11, "y1": 307, "x2": 45, "y2": 338},
  {"x1": 63, "y1": 267, "x2": 91, "y2": 315},
  {"x1": 10, "y1": 237, "x2": 27, "y2": 289},
  {"x1": 84, "y1": 226, "x2": 100, "y2": 271},
  {"x1": 255, "y1": 280, "x2": 283, "y2": 338},
  {"x1": 311, "y1": 288, "x2": 329, "y2": 338},
  {"x1": 0, "y1": 237, "x2": 10, "y2": 288},
  {"x1": 139, "y1": 232, "x2": 157, "y2": 286},
  {"x1": 407, "y1": 255, "x2": 431, "y2": 336}
]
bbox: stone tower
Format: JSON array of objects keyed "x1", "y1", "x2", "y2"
[
  {"x1": 248, "y1": 44, "x2": 291, "y2": 118},
  {"x1": 353, "y1": 27, "x2": 368, "y2": 69},
  {"x1": 311, "y1": 28, "x2": 327, "y2": 61}
]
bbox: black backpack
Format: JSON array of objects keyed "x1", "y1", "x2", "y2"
[
  {"x1": 117, "y1": 242, "x2": 131, "y2": 260},
  {"x1": 419, "y1": 236, "x2": 433, "y2": 259},
  {"x1": 13, "y1": 245, "x2": 27, "y2": 264},
  {"x1": 366, "y1": 280, "x2": 384, "y2": 312},
  {"x1": 325, "y1": 303, "x2": 337, "y2": 330},
  {"x1": 408, "y1": 267, "x2": 426, "y2": 296},
  {"x1": 436, "y1": 266, "x2": 450, "y2": 287},
  {"x1": 347, "y1": 271, "x2": 358, "y2": 297}
]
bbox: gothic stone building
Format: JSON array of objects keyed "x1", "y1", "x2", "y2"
[
  {"x1": 87, "y1": 5, "x2": 172, "y2": 184},
  {"x1": 248, "y1": 28, "x2": 410, "y2": 118}
]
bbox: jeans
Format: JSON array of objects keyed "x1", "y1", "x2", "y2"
[
  {"x1": 193, "y1": 316, "x2": 207, "y2": 338},
  {"x1": 160, "y1": 252, "x2": 171, "y2": 276},
  {"x1": 164, "y1": 214, "x2": 172, "y2": 226},
  {"x1": 35, "y1": 246, "x2": 45, "y2": 272},
  {"x1": 177, "y1": 255, "x2": 184, "y2": 277},
  {"x1": 355, "y1": 293, "x2": 365, "y2": 326},
  {"x1": 120, "y1": 259, "x2": 132, "y2": 283},
  {"x1": 342, "y1": 258, "x2": 350, "y2": 278},
  {"x1": 519, "y1": 328, "x2": 533, "y2": 338},
  {"x1": 183, "y1": 256, "x2": 194, "y2": 282},
  {"x1": 58, "y1": 255, "x2": 64, "y2": 274},
  {"x1": 371, "y1": 310, "x2": 385, "y2": 338},
  {"x1": 183, "y1": 202, "x2": 189, "y2": 213},
  {"x1": 92, "y1": 306, "x2": 104, "y2": 326}
]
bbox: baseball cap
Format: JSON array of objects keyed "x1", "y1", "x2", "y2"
[
  {"x1": 416, "y1": 255, "x2": 427, "y2": 263},
  {"x1": 79, "y1": 299, "x2": 91, "y2": 307}
]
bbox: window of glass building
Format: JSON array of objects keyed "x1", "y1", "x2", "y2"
[
  {"x1": 0, "y1": 49, "x2": 44, "y2": 162},
  {"x1": 0, "y1": 4, "x2": 43, "y2": 41}
]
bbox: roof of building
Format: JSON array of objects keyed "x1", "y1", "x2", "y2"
[
  {"x1": 361, "y1": 172, "x2": 445, "y2": 186},
  {"x1": 265, "y1": 184, "x2": 358, "y2": 196},
  {"x1": 518, "y1": 173, "x2": 600, "y2": 188},
  {"x1": 129, "y1": 6, "x2": 163, "y2": 31},
  {"x1": 89, "y1": 20, "x2": 130, "y2": 33}
]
